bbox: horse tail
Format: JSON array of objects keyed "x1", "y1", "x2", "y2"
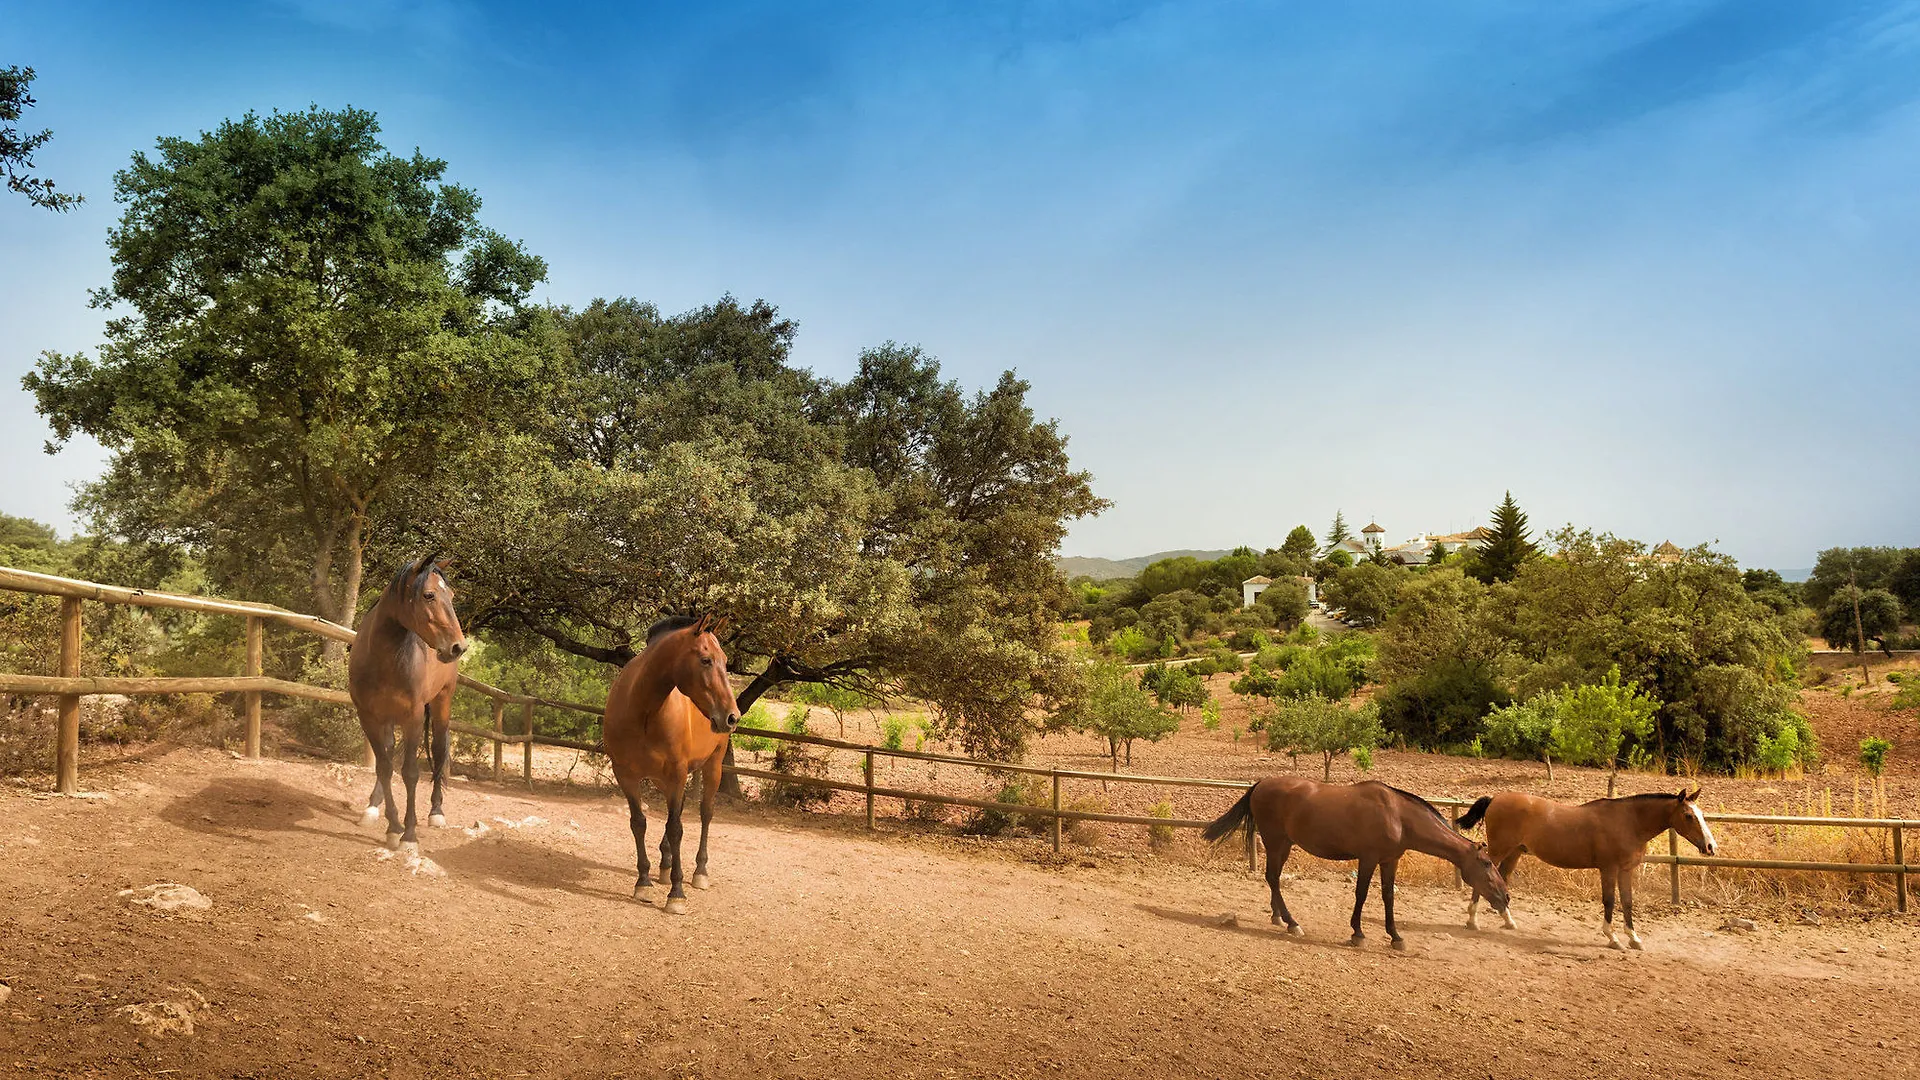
[
  {"x1": 1202, "y1": 786, "x2": 1256, "y2": 844},
  {"x1": 1454, "y1": 796, "x2": 1492, "y2": 831}
]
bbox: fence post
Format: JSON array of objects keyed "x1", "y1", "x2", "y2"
[
  {"x1": 864, "y1": 750, "x2": 875, "y2": 830},
  {"x1": 1051, "y1": 772, "x2": 1063, "y2": 853},
  {"x1": 521, "y1": 701, "x2": 534, "y2": 787},
  {"x1": 1668, "y1": 829, "x2": 1680, "y2": 905},
  {"x1": 1896, "y1": 825, "x2": 1907, "y2": 914},
  {"x1": 491, "y1": 697, "x2": 505, "y2": 781},
  {"x1": 244, "y1": 616, "x2": 263, "y2": 759},
  {"x1": 55, "y1": 597, "x2": 82, "y2": 794}
]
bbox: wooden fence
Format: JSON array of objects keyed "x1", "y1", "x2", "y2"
[{"x1": 1, "y1": 564, "x2": 1914, "y2": 912}]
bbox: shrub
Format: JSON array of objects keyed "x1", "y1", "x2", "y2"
[
  {"x1": 1147, "y1": 799, "x2": 1176, "y2": 848},
  {"x1": 1860, "y1": 736, "x2": 1893, "y2": 777},
  {"x1": 1551, "y1": 667, "x2": 1659, "y2": 772},
  {"x1": 967, "y1": 776, "x2": 1049, "y2": 835},
  {"x1": 1375, "y1": 659, "x2": 1508, "y2": 749},
  {"x1": 1892, "y1": 674, "x2": 1920, "y2": 712},
  {"x1": 1065, "y1": 794, "x2": 1108, "y2": 846},
  {"x1": 1350, "y1": 745, "x2": 1374, "y2": 772},
  {"x1": 1200, "y1": 697, "x2": 1221, "y2": 731},
  {"x1": 733, "y1": 702, "x2": 780, "y2": 753},
  {"x1": 764, "y1": 740, "x2": 835, "y2": 809},
  {"x1": 1264, "y1": 697, "x2": 1384, "y2": 780},
  {"x1": 879, "y1": 713, "x2": 921, "y2": 751},
  {"x1": 1481, "y1": 694, "x2": 1561, "y2": 779},
  {"x1": 783, "y1": 705, "x2": 812, "y2": 735}
]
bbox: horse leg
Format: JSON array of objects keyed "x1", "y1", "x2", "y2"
[
  {"x1": 373, "y1": 725, "x2": 406, "y2": 850},
  {"x1": 426, "y1": 695, "x2": 452, "y2": 828},
  {"x1": 397, "y1": 719, "x2": 424, "y2": 855},
  {"x1": 662, "y1": 778, "x2": 691, "y2": 915},
  {"x1": 692, "y1": 752, "x2": 721, "y2": 890},
  {"x1": 1349, "y1": 859, "x2": 1376, "y2": 946},
  {"x1": 363, "y1": 724, "x2": 394, "y2": 825},
  {"x1": 1264, "y1": 836, "x2": 1301, "y2": 935},
  {"x1": 1497, "y1": 849, "x2": 1523, "y2": 930},
  {"x1": 1381, "y1": 857, "x2": 1404, "y2": 950},
  {"x1": 1600, "y1": 869, "x2": 1622, "y2": 950},
  {"x1": 1620, "y1": 868, "x2": 1642, "y2": 950},
  {"x1": 624, "y1": 787, "x2": 653, "y2": 902}
]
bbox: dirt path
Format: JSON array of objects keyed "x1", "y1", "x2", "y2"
[{"x1": 3, "y1": 750, "x2": 1917, "y2": 1078}]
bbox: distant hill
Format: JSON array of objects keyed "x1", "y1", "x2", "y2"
[{"x1": 1055, "y1": 549, "x2": 1234, "y2": 581}]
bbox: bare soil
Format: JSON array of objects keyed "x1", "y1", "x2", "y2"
[{"x1": 4, "y1": 749, "x2": 1919, "y2": 1079}]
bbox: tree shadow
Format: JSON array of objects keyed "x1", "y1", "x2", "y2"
[
  {"x1": 430, "y1": 834, "x2": 636, "y2": 908},
  {"x1": 157, "y1": 776, "x2": 366, "y2": 846}
]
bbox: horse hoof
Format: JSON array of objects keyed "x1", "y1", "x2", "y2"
[
  {"x1": 1287, "y1": 925, "x2": 1304, "y2": 937},
  {"x1": 1389, "y1": 938, "x2": 1407, "y2": 951},
  {"x1": 1346, "y1": 935, "x2": 1365, "y2": 948},
  {"x1": 362, "y1": 806, "x2": 382, "y2": 825},
  {"x1": 632, "y1": 885, "x2": 653, "y2": 904},
  {"x1": 428, "y1": 813, "x2": 447, "y2": 828},
  {"x1": 385, "y1": 832, "x2": 403, "y2": 851},
  {"x1": 1628, "y1": 936, "x2": 1644, "y2": 951},
  {"x1": 1607, "y1": 938, "x2": 1625, "y2": 951},
  {"x1": 1270, "y1": 913, "x2": 1282, "y2": 926},
  {"x1": 691, "y1": 873, "x2": 711, "y2": 891},
  {"x1": 664, "y1": 897, "x2": 690, "y2": 916},
  {"x1": 399, "y1": 840, "x2": 419, "y2": 857}
]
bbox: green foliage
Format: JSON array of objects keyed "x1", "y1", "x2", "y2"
[
  {"x1": 1892, "y1": 673, "x2": 1920, "y2": 712},
  {"x1": 1467, "y1": 491, "x2": 1538, "y2": 584},
  {"x1": 1375, "y1": 658, "x2": 1509, "y2": 749},
  {"x1": 1549, "y1": 667, "x2": 1658, "y2": 770},
  {"x1": 1254, "y1": 578, "x2": 1311, "y2": 628},
  {"x1": 1480, "y1": 694, "x2": 1561, "y2": 768},
  {"x1": 1147, "y1": 798, "x2": 1176, "y2": 847},
  {"x1": 1288, "y1": 622, "x2": 1319, "y2": 645},
  {"x1": 1321, "y1": 562, "x2": 1404, "y2": 627},
  {"x1": 733, "y1": 702, "x2": 781, "y2": 752},
  {"x1": 1280, "y1": 525, "x2": 1318, "y2": 562},
  {"x1": 1200, "y1": 696, "x2": 1221, "y2": 731},
  {"x1": 1860, "y1": 737, "x2": 1893, "y2": 777},
  {"x1": 1, "y1": 66, "x2": 82, "y2": 210},
  {"x1": 1323, "y1": 511, "x2": 1352, "y2": 552},
  {"x1": 1804, "y1": 547, "x2": 1910, "y2": 610},
  {"x1": 1106, "y1": 626, "x2": 1154, "y2": 661},
  {"x1": 1147, "y1": 664, "x2": 1208, "y2": 711},
  {"x1": 1819, "y1": 587, "x2": 1903, "y2": 652},
  {"x1": 1264, "y1": 697, "x2": 1384, "y2": 781},
  {"x1": 878, "y1": 713, "x2": 923, "y2": 752},
  {"x1": 1064, "y1": 658, "x2": 1180, "y2": 768},
  {"x1": 1350, "y1": 745, "x2": 1374, "y2": 772},
  {"x1": 28, "y1": 106, "x2": 556, "y2": 632}
]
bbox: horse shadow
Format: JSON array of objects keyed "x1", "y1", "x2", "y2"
[
  {"x1": 1135, "y1": 903, "x2": 1352, "y2": 952},
  {"x1": 158, "y1": 776, "x2": 365, "y2": 846},
  {"x1": 430, "y1": 833, "x2": 635, "y2": 908}
]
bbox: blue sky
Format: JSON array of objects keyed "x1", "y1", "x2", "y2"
[{"x1": 3, "y1": 1, "x2": 1918, "y2": 570}]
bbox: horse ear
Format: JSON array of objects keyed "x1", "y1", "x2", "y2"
[
  {"x1": 1688, "y1": 786, "x2": 1702, "y2": 802},
  {"x1": 692, "y1": 613, "x2": 710, "y2": 634},
  {"x1": 711, "y1": 615, "x2": 731, "y2": 638}
]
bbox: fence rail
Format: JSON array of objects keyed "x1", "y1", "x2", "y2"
[{"x1": 1, "y1": 564, "x2": 1913, "y2": 912}]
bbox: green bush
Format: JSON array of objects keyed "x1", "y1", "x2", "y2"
[
  {"x1": 1264, "y1": 697, "x2": 1384, "y2": 781},
  {"x1": 879, "y1": 713, "x2": 921, "y2": 751},
  {"x1": 1350, "y1": 745, "x2": 1374, "y2": 772},
  {"x1": 733, "y1": 702, "x2": 780, "y2": 753},
  {"x1": 1200, "y1": 697, "x2": 1221, "y2": 731},
  {"x1": 1860, "y1": 736, "x2": 1893, "y2": 777},
  {"x1": 1375, "y1": 659, "x2": 1509, "y2": 749},
  {"x1": 1147, "y1": 798, "x2": 1176, "y2": 848}
]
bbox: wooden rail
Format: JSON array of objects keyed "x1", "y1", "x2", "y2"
[{"x1": 2, "y1": 564, "x2": 1913, "y2": 911}]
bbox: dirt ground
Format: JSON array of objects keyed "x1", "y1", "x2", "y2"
[{"x1": 4, "y1": 748, "x2": 1919, "y2": 1079}]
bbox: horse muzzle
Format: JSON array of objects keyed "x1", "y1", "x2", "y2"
[
  {"x1": 438, "y1": 641, "x2": 468, "y2": 663},
  {"x1": 709, "y1": 712, "x2": 740, "y2": 734}
]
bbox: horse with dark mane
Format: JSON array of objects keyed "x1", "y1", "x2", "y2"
[
  {"x1": 1454, "y1": 788, "x2": 1716, "y2": 950},
  {"x1": 1205, "y1": 775, "x2": 1509, "y2": 949},
  {"x1": 349, "y1": 554, "x2": 468, "y2": 854},
  {"x1": 603, "y1": 614, "x2": 742, "y2": 915}
]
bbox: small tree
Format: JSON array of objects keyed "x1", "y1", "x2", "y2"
[
  {"x1": 1280, "y1": 525, "x2": 1319, "y2": 562},
  {"x1": 1068, "y1": 658, "x2": 1180, "y2": 769},
  {"x1": 1819, "y1": 587, "x2": 1901, "y2": 654},
  {"x1": 1323, "y1": 511, "x2": 1353, "y2": 554},
  {"x1": 1468, "y1": 491, "x2": 1537, "y2": 584},
  {"x1": 1860, "y1": 736, "x2": 1892, "y2": 777},
  {"x1": 1200, "y1": 696, "x2": 1222, "y2": 731},
  {"x1": 1482, "y1": 693, "x2": 1562, "y2": 781},
  {"x1": 1549, "y1": 667, "x2": 1658, "y2": 787},
  {"x1": 1265, "y1": 697, "x2": 1384, "y2": 781},
  {"x1": 1151, "y1": 665, "x2": 1209, "y2": 713}
]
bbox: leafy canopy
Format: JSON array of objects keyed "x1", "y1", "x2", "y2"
[{"x1": 1, "y1": 66, "x2": 81, "y2": 210}]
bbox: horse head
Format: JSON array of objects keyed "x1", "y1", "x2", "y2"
[
  {"x1": 391, "y1": 552, "x2": 468, "y2": 664},
  {"x1": 1461, "y1": 840, "x2": 1511, "y2": 913},
  {"x1": 1672, "y1": 787, "x2": 1716, "y2": 856},
  {"x1": 673, "y1": 614, "x2": 741, "y2": 734}
]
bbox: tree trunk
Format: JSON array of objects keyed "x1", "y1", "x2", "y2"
[
  {"x1": 1109, "y1": 738, "x2": 1119, "y2": 771},
  {"x1": 1322, "y1": 751, "x2": 1334, "y2": 782},
  {"x1": 1607, "y1": 770, "x2": 1617, "y2": 798},
  {"x1": 1851, "y1": 566, "x2": 1871, "y2": 685},
  {"x1": 1544, "y1": 753, "x2": 1553, "y2": 784}
]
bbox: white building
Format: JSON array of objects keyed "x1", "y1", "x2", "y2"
[
  {"x1": 1242, "y1": 575, "x2": 1317, "y2": 609},
  {"x1": 1327, "y1": 523, "x2": 1494, "y2": 567}
]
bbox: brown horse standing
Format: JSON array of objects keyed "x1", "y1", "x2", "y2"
[
  {"x1": 603, "y1": 615, "x2": 742, "y2": 915},
  {"x1": 1205, "y1": 776, "x2": 1509, "y2": 949},
  {"x1": 1454, "y1": 788, "x2": 1717, "y2": 950},
  {"x1": 349, "y1": 554, "x2": 468, "y2": 853}
]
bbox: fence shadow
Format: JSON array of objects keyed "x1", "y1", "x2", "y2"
[
  {"x1": 431, "y1": 833, "x2": 635, "y2": 908},
  {"x1": 158, "y1": 775, "x2": 365, "y2": 846}
]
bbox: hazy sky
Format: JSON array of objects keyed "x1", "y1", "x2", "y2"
[{"x1": 4, "y1": 1, "x2": 1918, "y2": 570}]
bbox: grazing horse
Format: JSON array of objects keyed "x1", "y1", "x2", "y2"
[
  {"x1": 349, "y1": 554, "x2": 468, "y2": 854},
  {"x1": 1205, "y1": 775, "x2": 1509, "y2": 950},
  {"x1": 1454, "y1": 788, "x2": 1717, "y2": 950},
  {"x1": 603, "y1": 615, "x2": 742, "y2": 915}
]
